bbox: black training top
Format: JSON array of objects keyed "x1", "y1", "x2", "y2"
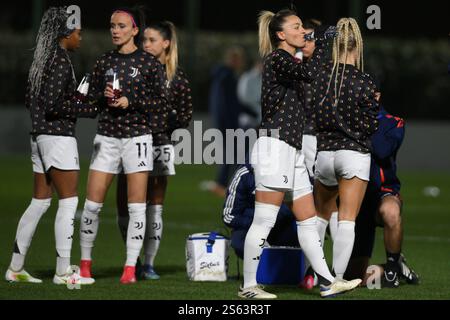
[
  {"x1": 153, "y1": 68, "x2": 193, "y2": 146},
  {"x1": 303, "y1": 80, "x2": 316, "y2": 136},
  {"x1": 259, "y1": 41, "x2": 328, "y2": 150},
  {"x1": 313, "y1": 63, "x2": 379, "y2": 153},
  {"x1": 26, "y1": 46, "x2": 97, "y2": 137},
  {"x1": 89, "y1": 49, "x2": 169, "y2": 139}
]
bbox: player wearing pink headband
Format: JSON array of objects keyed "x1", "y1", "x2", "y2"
[
  {"x1": 78, "y1": 7, "x2": 169, "y2": 285},
  {"x1": 113, "y1": 10, "x2": 137, "y2": 28}
]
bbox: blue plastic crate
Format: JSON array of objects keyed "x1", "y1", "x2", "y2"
[{"x1": 256, "y1": 246, "x2": 305, "y2": 285}]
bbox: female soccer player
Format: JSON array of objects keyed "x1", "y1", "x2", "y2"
[
  {"x1": 5, "y1": 7, "x2": 97, "y2": 285},
  {"x1": 299, "y1": 19, "x2": 322, "y2": 179},
  {"x1": 313, "y1": 18, "x2": 380, "y2": 281},
  {"x1": 78, "y1": 8, "x2": 169, "y2": 284},
  {"x1": 116, "y1": 21, "x2": 193, "y2": 280},
  {"x1": 240, "y1": 9, "x2": 361, "y2": 299}
]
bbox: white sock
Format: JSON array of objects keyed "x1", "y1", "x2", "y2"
[
  {"x1": 329, "y1": 211, "x2": 338, "y2": 242},
  {"x1": 243, "y1": 202, "x2": 278, "y2": 289},
  {"x1": 10, "y1": 198, "x2": 51, "y2": 271},
  {"x1": 317, "y1": 217, "x2": 329, "y2": 247},
  {"x1": 297, "y1": 217, "x2": 334, "y2": 285},
  {"x1": 332, "y1": 220, "x2": 356, "y2": 280},
  {"x1": 303, "y1": 217, "x2": 328, "y2": 278},
  {"x1": 117, "y1": 215, "x2": 129, "y2": 243},
  {"x1": 55, "y1": 197, "x2": 78, "y2": 275},
  {"x1": 144, "y1": 204, "x2": 163, "y2": 266},
  {"x1": 56, "y1": 257, "x2": 71, "y2": 276},
  {"x1": 126, "y1": 203, "x2": 146, "y2": 266},
  {"x1": 79, "y1": 200, "x2": 102, "y2": 261}
]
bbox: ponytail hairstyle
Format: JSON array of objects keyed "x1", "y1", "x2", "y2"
[
  {"x1": 28, "y1": 6, "x2": 75, "y2": 96},
  {"x1": 258, "y1": 9, "x2": 298, "y2": 57},
  {"x1": 321, "y1": 17, "x2": 364, "y2": 106},
  {"x1": 146, "y1": 21, "x2": 178, "y2": 83},
  {"x1": 303, "y1": 18, "x2": 322, "y2": 31},
  {"x1": 112, "y1": 6, "x2": 146, "y2": 47}
]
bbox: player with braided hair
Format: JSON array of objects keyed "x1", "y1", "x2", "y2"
[
  {"x1": 5, "y1": 6, "x2": 97, "y2": 285},
  {"x1": 313, "y1": 18, "x2": 380, "y2": 281}
]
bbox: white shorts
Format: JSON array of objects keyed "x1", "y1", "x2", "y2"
[
  {"x1": 315, "y1": 150, "x2": 371, "y2": 187},
  {"x1": 151, "y1": 144, "x2": 176, "y2": 176},
  {"x1": 250, "y1": 136, "x2": 312, "y2": 201},
  {"x1": 89, "y1": 134, "x2": 153, "y2": 174},
  {"x1": 31, "y1": 135, "x2": 80, "y2": 173},
  {"x1": 301, "y1": 134, "x2": 317, "y2": 179}
]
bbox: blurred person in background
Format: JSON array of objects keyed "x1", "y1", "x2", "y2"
[
  {"x1": 237, "y1": 59, "x2": 262, "y2": 130},
  {"x1": 202, "y1": 46, "x2": 246, "y2": 197}
]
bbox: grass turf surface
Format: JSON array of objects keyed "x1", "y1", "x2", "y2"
[{"x1": 0, "y1": 156, "x2": 449, "y2": 300}]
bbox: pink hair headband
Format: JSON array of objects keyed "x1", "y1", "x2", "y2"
[{"x1": 113, "y1": 10, "x2": 137, "y2": 28}]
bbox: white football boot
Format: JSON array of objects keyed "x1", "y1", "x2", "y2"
[
  {"x1": 5, "y1": 268, "x2": 42, "y2": 283},
  {"x1": 238, "y1": 285, "x2": 277, "y2": 299},
  {"x1": 320, "y1": 279, "x2": 362, "y2": 298},
  {"x1": 53, "y1": 265, "x2": 95, "y2": 285}
]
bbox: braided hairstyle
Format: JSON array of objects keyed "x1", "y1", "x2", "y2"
[
  {"x1": 28, "y1": 6, "x2": 75, "y2": 96},
  {"x1": 321, "y1": 18, "x2": 364, "y2": 106}
]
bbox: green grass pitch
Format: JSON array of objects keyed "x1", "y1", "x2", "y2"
[{"x1": 0, "y1": 156, "x2": 449, "y2": 300}]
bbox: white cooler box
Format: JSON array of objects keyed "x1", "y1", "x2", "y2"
[{"x1": 186, "y1": 232, "x2": 230, "y2": 281}]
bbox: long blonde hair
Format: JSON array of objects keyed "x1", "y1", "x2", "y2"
[
  {"x1": 258, "y1": 9, "x2": 297, "y2": 57},
  {"x1": 147, "y1": 21, "x2": 178, "y2": 83},
  {"x1": 322, "y1": 18, "x2": 364, "y2": 106}
]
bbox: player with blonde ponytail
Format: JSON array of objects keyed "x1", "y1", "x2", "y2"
[
  {"x1": 239, "y1": 9, "x2": 362, "y2": 299},
  {"x1": 116, "y1": 20, "x2": 193, "y2": 280},
  {"x1": 313, "y1": 18, "x2": 380, "y2": 282}
]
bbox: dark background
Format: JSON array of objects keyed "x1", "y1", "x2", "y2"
[
  {"x1": 1, "y1": 0, "x2": 449, "y2": 120},
  {"x1": 2, "y1": 0, "x2": 449, "y2": 36}
]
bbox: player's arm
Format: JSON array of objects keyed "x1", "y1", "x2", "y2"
[
  {"x1": 171, "y1": 70, "x2": 193, "y2": 130},
  {"x1": 43, "y1": 59, "x2": 98, "y2": 118}
]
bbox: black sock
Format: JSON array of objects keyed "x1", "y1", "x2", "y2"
[
  {"x1": 386, "y1": 251, "x2": 401, "y2": 272},
  {"x1": 317, "y1": 273, "x2": 332, "y2": 286}
]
